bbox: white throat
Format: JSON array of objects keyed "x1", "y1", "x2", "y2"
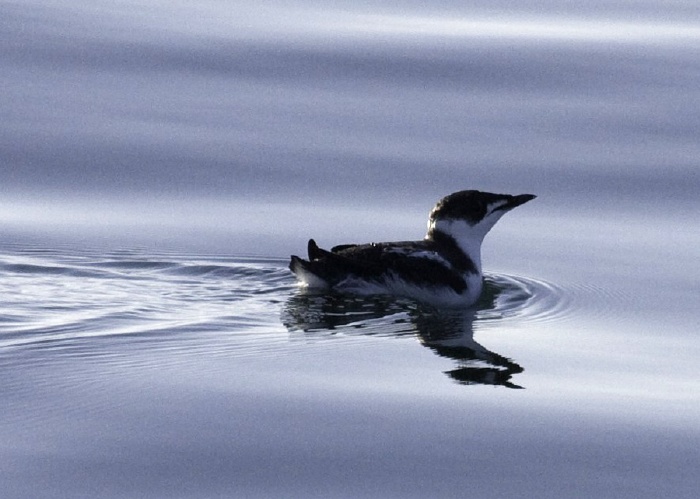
[{"x1": 427, "y1": 218, "x2": 488, "y2": 274}]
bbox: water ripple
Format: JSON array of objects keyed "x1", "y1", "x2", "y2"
[
  {"x1": 0, "y1": 249, "x2": 293, "y2": 360},
  {"x1": 1, "y1": 243, "x2": 584, "y2": 390},
  {"x1": 478, "y1": 273, "x2": 574, "y2": 325},
  {"x1": 281, "y1": 272, "x2": 574, "y2": 389}
]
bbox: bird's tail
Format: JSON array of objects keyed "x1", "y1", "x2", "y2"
[{"x1": 289, "y1": 255, "x2": 331, "y2": 288}]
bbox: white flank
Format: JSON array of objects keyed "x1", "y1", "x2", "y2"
[
  {"x1": 336, "y1": 270, "x2": 483, "y2": 308},
  {"x1": 293, "y1": 265, "x2": 330, "y2": 289}
]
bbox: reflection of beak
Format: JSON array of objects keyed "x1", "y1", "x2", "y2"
[{"x1": 446, "y1": 366, "x2": 524, "y2": 389}]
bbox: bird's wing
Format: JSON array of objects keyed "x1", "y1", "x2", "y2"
[
  {"x1": 329, "y1": 241, "x2": 468, "y2": 293},
  {"x1": 330, "y1": 243, "x2": 359, "y2": 253}
]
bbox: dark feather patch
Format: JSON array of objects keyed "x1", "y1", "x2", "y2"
[
  {"x1": 293, "y1": 237, "x2": 476, "y2": 294},
  {"x1": 428, "y1": 190, "x2": 535, "y2": 225},
  {"x1": 428, "y1": 230, "x2": 477, "y2": 274}
]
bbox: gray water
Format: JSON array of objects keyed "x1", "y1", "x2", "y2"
[{"x1": 2, "y1": 1, "x2": 700, "y2": 497}]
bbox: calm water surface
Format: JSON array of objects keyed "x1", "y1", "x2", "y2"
[{"x1": 2, "y1": 1, "x2": 700, "y2": 498}]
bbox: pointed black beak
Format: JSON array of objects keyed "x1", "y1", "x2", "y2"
[{"x1": 506, "y1": 194, "x2": 537, "y2": 209}]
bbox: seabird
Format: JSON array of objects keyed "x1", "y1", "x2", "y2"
[{"x1": 289, "y1": 190, "x2": 536, "y2": 307}]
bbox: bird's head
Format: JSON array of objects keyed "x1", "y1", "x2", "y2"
[{"x1": 426, "y1": 190, "x2": 536, "y2": 260}]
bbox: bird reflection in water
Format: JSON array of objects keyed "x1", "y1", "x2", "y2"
[{"x1": 282, "y1": 279, "x2": 525, "y2": 389}]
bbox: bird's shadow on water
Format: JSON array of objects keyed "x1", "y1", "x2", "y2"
[{"x1": 281, "y1": 279, "x2": 525, "y2": 389}]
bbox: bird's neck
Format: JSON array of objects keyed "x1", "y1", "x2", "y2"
[{"x1": 426, "y1": 220, "x2": 483, "y2": 275}]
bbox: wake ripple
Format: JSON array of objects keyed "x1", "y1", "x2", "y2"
[
  {"x1": 1, "y1": 243, "x2": 583, "y2": 383},
  {"x1": 0, "y1": 249, "x2": 294, "y2": 360}
]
